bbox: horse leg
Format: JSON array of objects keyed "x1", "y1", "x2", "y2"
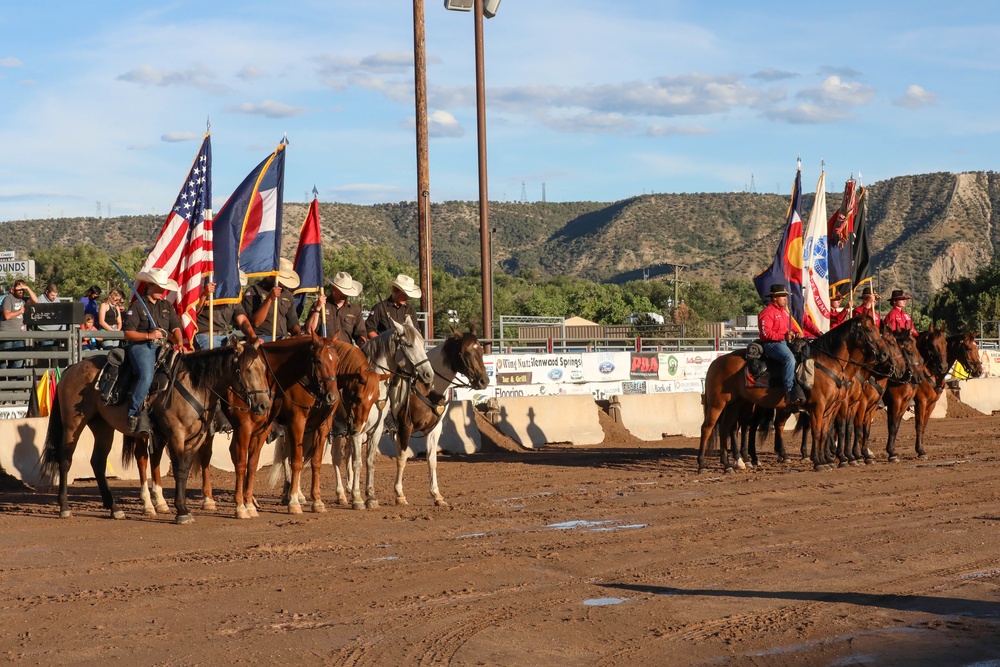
[
  {"x1": 308, "y1": 422, "x2": 329, "y2": 513},
  {"x1": 348, "y1": 431, "x2": 366, "y2": 510},
  {"x1": 245, "y1": 427, "x2": 273, "y2": 517},
  {"x1": 331, "y1": 436, "x2": 349, "y2": 505},
  {"x1": 425, "y1": 428, "x2": 448, "y2": 507},
  {"x1": 697, "y1": 403, "x2": 725, "y2": 473},
  {"x1": 165, "y1": 437, "x2": 195, "y2": 525},
  {"x1": 282, "y1": 420, "x2": 307, "y2": 515},
  {"x1": 88, "y1": 420, "x2": 124, "y2": 519},
  {"x1": 394, "y1": 431, "x2": 410, "y2": 506},
  {"x1": 914, "y1": 397, "x2": 931, "y2": 460},
  {"x1": 149, "y1": 440, "x2": 170, "y2": 514},
  {"x1": 716, "y1": 409, "x2": 738, "y2": 473},
  {"x1": 810, "y1": 410, "x2": 830, "y2": 472},
  {"x1": 230, "y1": 423, "x2": 254, "y2": 519},
  {"x1": 135, "y1": 439, "x2": 157, "y2": 516},
  {"x1": 885, "y1": 395, "x2": 903, "y2": 463},
  {"x1": 199, "y1": 434, "x2": 216, "y2": 511}
]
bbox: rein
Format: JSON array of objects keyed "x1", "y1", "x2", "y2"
[{"x1": 259, "y1": 343, "x2": 337, "y2": 410}]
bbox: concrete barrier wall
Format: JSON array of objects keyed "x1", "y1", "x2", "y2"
[
  {"x1": 376, "y1": 401, "x2": 482, "y2": 457},
  {"x1": 493, "y1": 395, "x2": 603, "y2": 448},
  {"x1": 956, "y1": 378, "x2": 1000, "y2": 415},
  {"x1": 617, "y1": 393, "x2": 704, "y2": 440}
]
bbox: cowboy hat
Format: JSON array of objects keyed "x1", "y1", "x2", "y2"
[
  {"x1": 767, "y1": 283, "x2": 790, "y2": 298},
  {"x1": 276, "y1": 257, "x2": 300, "y2": 289},
  {"x1": 137, "y1": 268, "x2": 179, "y2": 292},
  {"x1": 390, "y1": 273, "x2": 421, "y2": 299},
  {"x1": 860, "y1": 286, "x2": 879, "y2": 299},
  {"x1": 889, "y1": 289, "x2": 912, "y2": 301},
  {"x1": 327, "y1": 271, "x2": 362, "y2": 297},
  {"x1": 829, "y1": 287, "x2": 847, "y2": 301}
]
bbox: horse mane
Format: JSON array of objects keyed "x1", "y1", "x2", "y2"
[
  {"x1": 332, "y1": 340, "x2": 372, "y2": 377},
  {"x1": 181, "y1": 346, "x2": 238, "y2": 388},
  {"x1": 810, "y1": 315, "x2": 858, "y2": 355},
  {"x1": 363, "y1": 328, "x2": 395, "y2": 366}
]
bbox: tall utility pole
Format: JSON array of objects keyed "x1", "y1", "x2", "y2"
[
  {"x1": 473, "y1": 0, "x2": 492, "y2": 349},
  {"x1": 413, "y1": 0, "x2": 433, "y2": 335},
  {"x1": 670, "y1": 264, "x2": 686, "y2": 314}
]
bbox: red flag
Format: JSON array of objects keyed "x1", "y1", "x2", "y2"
[{"x1": 138, "y1": 134, "x2": 213, "y2": 345}]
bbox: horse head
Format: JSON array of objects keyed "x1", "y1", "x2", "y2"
[
  {"x1": 309, "y1": 331, "x2": 341, "y2": 407},
  {"x1": 853, "y1": 315, "x2": 893, "y2": 372},
  {"x1": 878, "y1": 326, "x2": 908, "y2": 382},
  {"x1": 392, "y1": 316, "x2": 434, "y2": 384},
  {"x1": 917, "y1": 324, "x2": 950, "y2": 377},
  {"x1": 949, "y1": 331, "x2": 983, "y2": 378},
  {"x1": 450, "y1": 328, "x2": 490, "y2": 390},
  {"x1": 893, "y1": 330, "x2": 928, "y2": 385},
  {"x1": 233, "y1": 338, "x2": 272, "y2": 416}
]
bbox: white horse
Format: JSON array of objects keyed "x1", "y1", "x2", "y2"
[{"x1": 389, "y1": 328, "x2": 490, "y2": 506}]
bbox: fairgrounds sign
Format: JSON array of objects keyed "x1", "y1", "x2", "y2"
[{"x1": 0, "y1": 258, "x2": 35, "y2": 282}]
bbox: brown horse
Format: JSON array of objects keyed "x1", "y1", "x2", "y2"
[
  {"x1": 41, "y1": 340, "x2": 271, "y2": 523},
  {"x1": 221, "y1": 333, "x2": 340, "y2": 518},
  {"x1": 699, "y1": 316, "x2": 892, "y2": 472},
  {"x1": 883, "y1": 330, "x2": 931, "y2": 462}
]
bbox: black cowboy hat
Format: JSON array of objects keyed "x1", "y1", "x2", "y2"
[
  {"x1": 889, "y1": 289, "x2": 912, "y2": 301},
  {"x1": 860, "y1": 286, "x2": 879, "y2": 299},
  {"x1": 829, "y1": 287, "x2": 846, "y2": 301},
  {"x1": 767, "y1": 284, "x2": 790, "y2": 297}
]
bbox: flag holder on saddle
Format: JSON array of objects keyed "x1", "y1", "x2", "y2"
[{"x1": 744, "y1": 338, "x2": 814, "y2": 397}]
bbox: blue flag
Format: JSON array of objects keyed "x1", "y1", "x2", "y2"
[{"x1": 753, "y1": 167, "x2": 805, "y2": 333}]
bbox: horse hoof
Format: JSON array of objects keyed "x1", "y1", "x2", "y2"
[
  {"x1": 864, "y1": 458, "x2": 876, "y2": 465},
  {"x1": 735, "y1": 458, "x2": 746, "y2": 470},
  {"x1": 59, "y1": 509, "x2": 72, "y2": 519},
  {"x1": 144, "y1": 508, "x2": 157, "y2": 517},
  {"x1": 337, "y1": 495, "x2": 349, "y2": 506},
  {"x1": 202, "y1": 499, "x2": 217, "y2": 512},
  {"x1": 888, "y1": 456, "x2": 900, "y2": 463},
  {"x1": 917, "y1": 454, "x2": 928, "y2": 460},
  {"x1": 723, "y1": 467, "x2": 734, "y2": 475},
  {"x1": 366, "y1": 499, "x2": 380, "y2": 510},
  {"x1": 235, "y1": 507, "x2": 251, "y2": 520},
  {"x1": 396, "y1": 496, "x2": 409, "y2": 506},
  {"x1": 697, "y1": 467, "x2": 710, "y2": 474},
  {"x1": 111, "y1": 510, "x2": 126, "y2": 520},
  {"x1": 352, "y1": 501, "x2": 366, "y2": 510},
  {"x1": 287, "y1": 503, "x2": 303, "y2": 515},
  {"x1": 155, "y1": 504, "x2": 170, "y2": 514},
  {"x1": 175, "y1": 513, "x2": 195, "y2": 525},
  {"x1": 247, "y1": 506, "x2": 259, "y2": 518},
  {"x1": 312, "y1": 501, "x2": 327, "y2": 513},
  {"x1": 434, "y1": 498, "x2": 450, "y2": 507}
]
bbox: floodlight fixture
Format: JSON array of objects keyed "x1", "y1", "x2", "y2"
[
  {"x1": 443, "y1": 0, "x2": 473, "y2": 11},
  {"x1": 483, "y1": 0, "x2": 501, "y2": 18}
]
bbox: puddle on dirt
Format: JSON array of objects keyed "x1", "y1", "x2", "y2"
[
  {"x1": 583, "y1": 597, "x2": 628, "y2": 607},
  {"x1": 546, "y1": 520, "x2": 615, "y2": 530},
  {"x1": 589, "y1": 523, "x2": 647, "y2": 532},
  {"x1": 961, "y1": 568, "x2": 1000, "y2": 580},
  {"x1": 455, "y1": 533, "x2": 487, "y2": 539}
]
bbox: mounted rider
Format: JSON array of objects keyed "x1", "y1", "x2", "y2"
[
  {"x1": 243, "y1": 258, "x2": 301, "y2": 342},
  {"x1": 884, "y1": 289, "x2": 917, "y2": 337},
  {"x1": 306, "y1": 271, "x2": 366, "y2": 346},
  {"x1": 366, "y1": 273, "x2": 420, "y2": 340},
  {"x1": 192, "y1": 270, "x2": 257, "y2": 350},
  {"x1": 829, "y1": 288, "x2": 850, "y2": 329},
  {"x1": 123, "y1": 268, "x2": 184, "y2": 434},
  {"x1": 758, "y1": 283, "x2": 806, "y2": 405},
  {"x1": 852, "y1": 286, "x2": 881, "y2": 328}
]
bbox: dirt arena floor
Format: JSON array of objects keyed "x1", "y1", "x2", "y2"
[{"x1": 2, "y1": 401, "x2": 1000, "y2": 666}]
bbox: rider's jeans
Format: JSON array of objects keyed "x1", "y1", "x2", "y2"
[
  {"x1": 761, "y1": 340, "x2": 795, "y2": 392},
  {"x1": 127, "y1": 341, "x2": 158, "y2": 417}
]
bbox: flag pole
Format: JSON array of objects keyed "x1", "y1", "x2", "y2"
[
  {"x1": 272, "y1": 298, "x2": 278, "y2": 341},
  {"x1": 208, "y1": 274, "x2": 214, "y2": 349}
]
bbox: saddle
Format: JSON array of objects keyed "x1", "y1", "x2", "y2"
[
  {"x1": 745, "y1": 339, "x2": 813, "y2": 390},
  {"x1": 94, "y1": 344, "x2": 178, "y2": 409}
]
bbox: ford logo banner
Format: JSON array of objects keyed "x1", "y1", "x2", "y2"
[{"x1": 598, "y1": 361, "x2": 615, "y2": 374}]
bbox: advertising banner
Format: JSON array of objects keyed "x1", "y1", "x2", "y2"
[
  {"x1": 657, "y1": 352, "x2": 685, "y2": 380},
  {"x1": 489, "y1": 354, "x2": 585, "y2": 384},
  {"x1": 579, "y1": 351, "x2": 631, "y2": 382}
]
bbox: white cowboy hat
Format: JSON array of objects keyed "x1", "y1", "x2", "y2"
[
  {"x1": 328, "y1": 271, "x2": 362, "y2": 297},
  {"x1": 137, "y1": 267, "x2": 179, "y2": 292},
  {"x1": 276, "y1": 257, "x2": 300, "y2": 289},
  {"x1": 390, "y1": 273, "x2": 421, "y2": 299}
]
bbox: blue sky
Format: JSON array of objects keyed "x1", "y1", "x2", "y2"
[{"x1": 1, "y1": 1, "x2": 997, "y2": 222}]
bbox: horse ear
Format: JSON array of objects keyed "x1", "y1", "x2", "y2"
[
  {"x1": 940, "y1": 322, "x2": 947, "y2": 335},
  {"x1": 469, "y1": 322, "x2": 478, "y2": 336}
]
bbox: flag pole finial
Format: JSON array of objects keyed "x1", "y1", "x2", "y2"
[
  {"x1": 312, "y1": 185, "x2": 319, "y2": 199},
  {"x1": 206, "y1": 116, "x2": 211, "y2": 133},
  {"x1": 796, "y1": 156, "x2": 802, "y2": 171},
  {"x1": 821, "y1": 159, "x2": 825, "y2": 172},
  {"x1": 281, "y1": 133, "x2": 289, "y2": 146}
]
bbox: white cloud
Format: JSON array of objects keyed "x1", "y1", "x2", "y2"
[
  {"x1": 236, "y1": 64, "x2": 262, "y2": 81},
  {"x1": 229, "y1": 100, "x2": 306, "y2": 118},
  {"x1": 818, "y1": 66, "x2": 864, "y2": 80},
  {"x1": 1, "y1": 57, "x2": 23, "y2": 67},
  {"x1": 750, "y1": 68, "x2": 798, "y2": 82},
  {"x1": 117, "y1": 63, "x2": 228, "y2": 94},
  {"x1": 798, "y1": 76, "x2": 876, "y2": 106},
  {"x1": 766, "y1": 75, "x2": 876, "y2": 123},
  {"x1": 428, "y1": 110, "x2": 463, "y2": 138},
  {"x1": 894, "y1": 84, "x2": 937, "y2": 109},
  {"x1": 161, "y1": 132, "x2": 198, "y2": 143},
  {"x1": 646, "y1": 124, "x2": 713, "y2": 137}
]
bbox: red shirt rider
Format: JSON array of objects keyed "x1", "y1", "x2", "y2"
[
  {"x1": 852, "y1": 287, "x2": 881, "y2": 328},
  {"x1": 759, "y1": 295, "x2": 792, "y2": 342},
  {"x1": 884, "y1": 289, "x2": 916, "y2": 337}
]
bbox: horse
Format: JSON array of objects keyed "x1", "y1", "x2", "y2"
[
  {"x1": 277, "y1": 318, "x2": 432, "y2": 511},
  {"x1": 41, "y1": 340, "x2": 271, "y2": 524},
  {"x1": 388, "y1": 328, "x2": 490, "y2": 506},
  {"x1": 223, "y1": 333, "x2": 341, "y2": 518},
  {"x1": 698, "y1": 316, "x2": 892, "y2": 473},
  {"x1": 882, "y1": 330, "x2": 931, "y2": 462}
]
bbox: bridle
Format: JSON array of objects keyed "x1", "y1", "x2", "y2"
[{"x1": 258, "y1": 340, "x2": 340, "y2": 410}]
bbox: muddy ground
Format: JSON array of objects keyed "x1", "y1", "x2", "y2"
[{"x1": 2, "y1": 403, "x2": 1000, "y2": 666}]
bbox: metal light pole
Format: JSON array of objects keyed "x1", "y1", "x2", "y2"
[
  {"x1": 413, "y1": 0, "x2": 434, "y2": 335},
  {"x1": 445, "y1": 0, "x2": 497, "y2": 350}
]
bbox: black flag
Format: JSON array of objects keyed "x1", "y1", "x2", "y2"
[{"x1": 852, "y1": 185, "x2": 872, "y2": 293}]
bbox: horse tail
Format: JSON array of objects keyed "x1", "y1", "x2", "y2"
[
  {"x1": 40, "y1": 390, "x2": 65, "y2": 481},
  {"x1": 267, "y1": 433, "x2": 291, "y2": 489},
  {"x1": 120, "y1": 435, "x2": 137, "y2": 469},
  {"x1": 755, "y1": 407, "x2": 775, "y2": 444},
  {"x1": 792, "y1": 411, "x2": 808, "y2": 436}
]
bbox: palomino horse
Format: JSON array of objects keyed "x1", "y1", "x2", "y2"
[
  {"x1": 387, "y1": 328, "x2": 489, "y2": 506},
  {"x1": 699, "y1": 316, "x2": 892, "y2": 472},
  {"x1": 41, "y1": 340, "x2": 271, "y2": 523},
  {"x1": 223, "y1": 333, "x2": 340, "y2": 518}
]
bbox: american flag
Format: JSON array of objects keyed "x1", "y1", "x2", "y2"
[{"x1": 138, "y1": 134, "x2": 213, "y2": 345}]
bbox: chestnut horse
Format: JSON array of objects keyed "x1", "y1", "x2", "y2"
[
  {"x1": 699, "y1": 316, "x2": 892, "y2": 472},
  {"x1": 219, "y1": 333, "x2": 341, "y2": 518},
  {"x1": 882, "y1": 330, "x2": 931, "y2": 462},
  {"x1": 41, "y1": 340, "x2": 271, "y2": 523}
]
